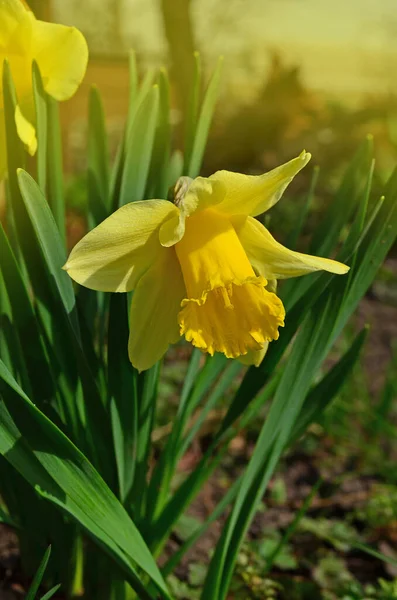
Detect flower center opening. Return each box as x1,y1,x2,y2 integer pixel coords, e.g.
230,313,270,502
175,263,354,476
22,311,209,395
175,209,285,359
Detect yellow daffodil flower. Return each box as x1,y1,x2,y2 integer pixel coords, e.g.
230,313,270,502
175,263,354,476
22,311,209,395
0,0,88,176
64,151,349,371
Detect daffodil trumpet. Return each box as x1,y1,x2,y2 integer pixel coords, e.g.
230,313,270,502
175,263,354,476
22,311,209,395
0,0,88,177
65,151,349,371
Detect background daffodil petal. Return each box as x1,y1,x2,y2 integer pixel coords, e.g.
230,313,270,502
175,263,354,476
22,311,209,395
64,200,179,293
208,151,311,217
232,215,349,280
0,0,26,49
238,343,269,367
128,250,185,372
31,18,88,101
14,104,37,155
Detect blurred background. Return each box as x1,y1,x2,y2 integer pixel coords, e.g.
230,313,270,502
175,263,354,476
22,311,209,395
29,0,397,182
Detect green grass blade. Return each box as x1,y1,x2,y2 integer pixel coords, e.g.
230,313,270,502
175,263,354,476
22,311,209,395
148,68,171,199
108,293,139,503
32,62,47,195
17,170,79,336
26,546,52,600
128,51,138,107
168,150,184,189
130,363,161,520
126,68,155,141
88,86,110,223
109,134,126,212
264,479,322,573
47,97,65,245
349,541,397,569
120,84,159,205
183,51,202,173
186,56,223,178
39,584,62,600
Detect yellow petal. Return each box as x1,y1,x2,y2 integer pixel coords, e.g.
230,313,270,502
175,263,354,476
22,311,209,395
31,17,88,101
128,249,185,371
64,200,179,292
238,343,269,367
232,215,349,279
14,104,37,155
208,151,311,217
0,0,26,49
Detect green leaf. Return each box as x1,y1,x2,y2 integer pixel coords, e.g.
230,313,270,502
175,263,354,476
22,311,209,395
183,52,202,173
168,150,184,189
17,170,76,325
0,361,171,600
147,68,171,199
108,293,138,503
88,86,110,224
39,584,62,600
186,56,223,178
46,97,65,245
26,546,52,600
126,68,156,140
120,84,159,205
130,362,161,521
128,51,138,108
32,62,47,195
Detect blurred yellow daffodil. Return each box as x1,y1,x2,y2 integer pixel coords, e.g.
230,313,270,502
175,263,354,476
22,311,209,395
0,0,88,176
65,152,349,371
